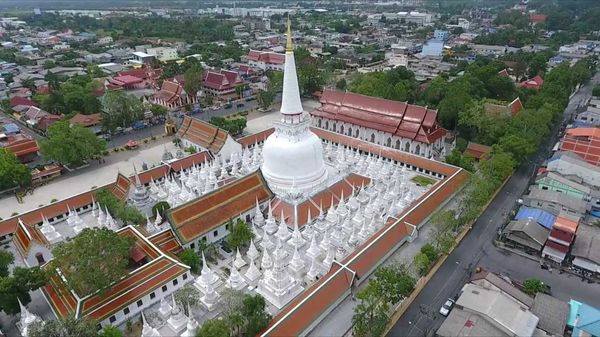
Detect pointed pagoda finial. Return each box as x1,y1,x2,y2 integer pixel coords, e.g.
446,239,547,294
286,16,293,52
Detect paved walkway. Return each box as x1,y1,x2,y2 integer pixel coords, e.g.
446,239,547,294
0,138,176,219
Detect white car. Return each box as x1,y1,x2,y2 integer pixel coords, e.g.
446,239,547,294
439,298,455,316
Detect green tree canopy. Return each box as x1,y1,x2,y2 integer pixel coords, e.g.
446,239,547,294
179,249,201,274
40,121,106,167
95,189,144,225
29,317,98,337
0,149,31,190
227,219,255,250
352,281,390,337
0,251,48,315
51,228,135,296
522,278,545,296
257,89,275,110
101,90,143,134
242,294,271,336
195,318,229,337
183,64,203,98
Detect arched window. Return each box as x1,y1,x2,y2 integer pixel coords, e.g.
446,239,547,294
325,120,329,129
340,125,344,134
333,122,337,131
348,127,353,136
415,144,421,155
317,119,322,127
35,252,45,265
370,133,376,143
355,129,359,137
395,139,401,149
404,141,411,152
386,138,392,147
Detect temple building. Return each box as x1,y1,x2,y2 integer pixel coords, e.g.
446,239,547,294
1,19,470,337
310,89,448,158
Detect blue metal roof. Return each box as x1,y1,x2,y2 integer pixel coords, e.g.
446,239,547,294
515,206,556,229
569,300,600,337
2,123,20,134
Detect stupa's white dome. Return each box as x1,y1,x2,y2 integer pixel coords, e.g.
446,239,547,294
261,124,327,191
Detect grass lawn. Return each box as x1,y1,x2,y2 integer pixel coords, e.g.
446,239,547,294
411,175,436,186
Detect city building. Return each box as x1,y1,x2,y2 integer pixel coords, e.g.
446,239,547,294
151,79,198,110
202,70,245,96
559,127,600,167
247,50,285,71
146,47,179,62
546,151,600,187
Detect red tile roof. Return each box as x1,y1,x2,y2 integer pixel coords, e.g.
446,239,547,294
510,97,523,115
559,127,600,166
167,170,273,243
9,96,37,108
168,151,212,172
69,113,102,127
530,14,547,23
464,142,492,160
311,90,447,144
110,75,144,86
176,116,228,154
548,228,574,245
237,128,275,148
202,70,244,91
153,80,182,103
148,229,183,255
519,75,544,90
1,134,39,158
247,50,285,65
109,173,131,201
544,240,569,253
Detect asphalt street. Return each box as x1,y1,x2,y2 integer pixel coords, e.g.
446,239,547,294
387,74,600,337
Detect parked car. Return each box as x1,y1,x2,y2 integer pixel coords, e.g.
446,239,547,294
236,103,245,108
224,103,233,109
439,298,455,316
132,121,146,130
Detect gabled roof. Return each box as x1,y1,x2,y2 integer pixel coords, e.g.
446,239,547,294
108,173,131,201
514,206,555,229
202,70,244,91
168,151,212,173
176,116,229,154
247,50,285,64
1,134,39,158
9,96,38,108
519,75,544,90
470,270,534,308
531,293,569,337
311,90,446,144
504,218,550,247
464,142,491,160
148,229,183,255
237,128,275,148
153,80,182,103
167,170,273,243
571,225,600,265
69,113,102,127
559,127,600,166
42,226,189,322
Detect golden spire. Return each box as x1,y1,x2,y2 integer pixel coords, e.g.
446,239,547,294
286,16,293,52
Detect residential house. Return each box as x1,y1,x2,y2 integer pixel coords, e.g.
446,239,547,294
559,127,600,167
9,96,37,113
568,300,600,337
514,206,556,230
202,70,245,96
576,106,600,126
522,188,590,218
534,171,591,201
464,142,492,161
21,106,63,133
483,97,523,117
503,218,550,253
310,90,447,158
530,293,569,337
546,151,600,187
436,283,539,337
146,47,178,62
570,225,600,274
543,215,579,264
69,113,102,134
470,271,534,308
0,133,39,163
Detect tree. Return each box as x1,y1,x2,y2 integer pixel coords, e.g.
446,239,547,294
29,317,98,337
152,201,171,218
298,63,326,95
257,89,275,110
227,219,254,250
149,104,168,117
267,71,284,92
420,243,439,263
43,60,56,69
183,64,203,98
179,249,201,274
95,189,144,225
528,53,548,78
235,84,250,99
370,265,415,305
413,252,431,276
221,288,244,335
522,278,545,296
352,282,390,337
593,86,600,97
99,326,123,337
196,318,229,337
86,64,105,78
0,251,13,277
0,149,31,191
174,287,200,316
40,121,106,167
51,228,135,296
336,78,347,90
242,294,271,336
0,252,48,315
101,90,143,134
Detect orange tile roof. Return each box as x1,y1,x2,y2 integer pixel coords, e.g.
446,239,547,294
238,128,275,148
177,116,229,154
168,151,212,172
109,173,131,201
464,142,492,160
1,134,39,158
560,127,600,166
167,170,273,243
553,215,578,234
148,229,183,255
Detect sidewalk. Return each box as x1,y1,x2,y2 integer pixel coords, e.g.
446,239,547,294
0,138,176,219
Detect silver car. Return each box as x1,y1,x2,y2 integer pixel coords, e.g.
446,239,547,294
439,298,455,316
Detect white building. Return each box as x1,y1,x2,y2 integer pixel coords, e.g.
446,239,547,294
146,47,179,62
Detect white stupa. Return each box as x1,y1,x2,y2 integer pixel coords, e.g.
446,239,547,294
193,252,221,293
141,311,160,337
17,298,41,337
167,296,187,334
261,18,328,193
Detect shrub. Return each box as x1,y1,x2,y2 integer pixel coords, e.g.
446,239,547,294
152,201,171,218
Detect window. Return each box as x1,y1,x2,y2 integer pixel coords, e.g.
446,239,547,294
96,324,102,331
183,273,188,280
109,316,116,323
162,285,168,292
137,300,143,307
150,292,156,300
123,307,130,315
190,243,195,250
173,279,179,286
213,230,218,237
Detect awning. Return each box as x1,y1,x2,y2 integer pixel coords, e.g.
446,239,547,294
542,245,566,263
572,257,599,273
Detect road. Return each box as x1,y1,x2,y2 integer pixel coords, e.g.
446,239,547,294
387,74,600,337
